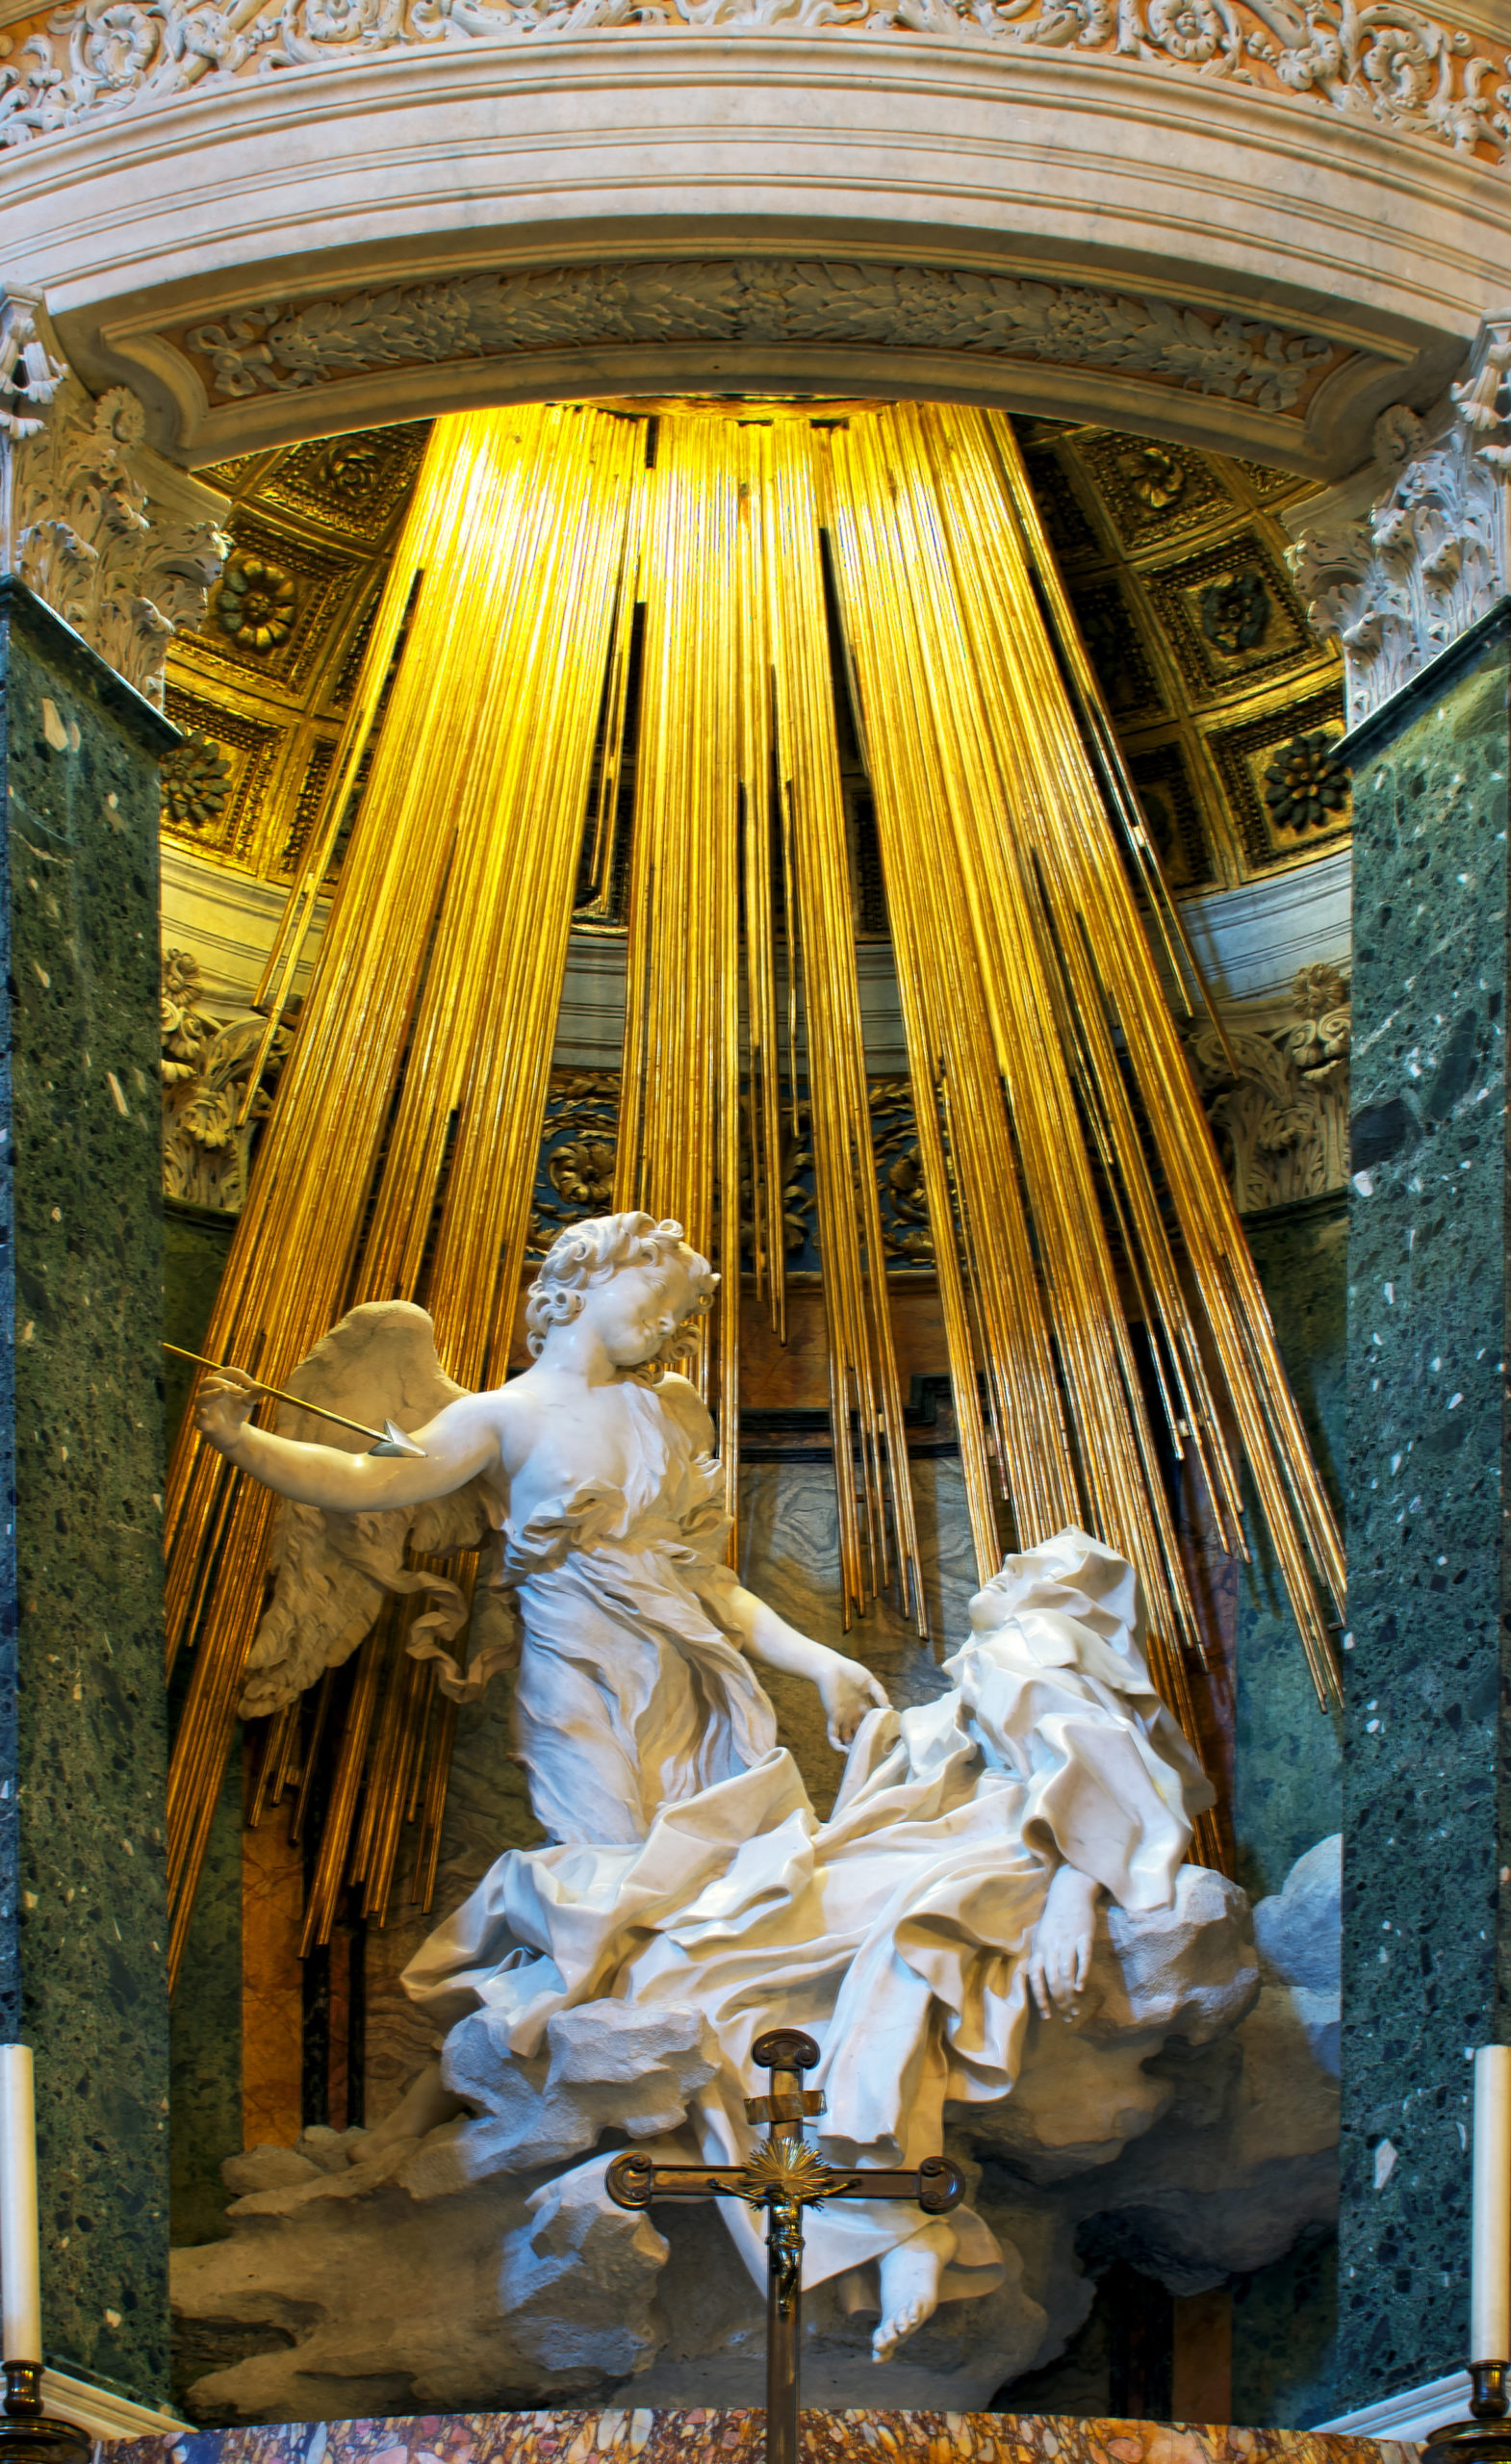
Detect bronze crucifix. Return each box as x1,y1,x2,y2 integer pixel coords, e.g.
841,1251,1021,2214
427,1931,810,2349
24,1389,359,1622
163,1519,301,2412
605,2026,964,2464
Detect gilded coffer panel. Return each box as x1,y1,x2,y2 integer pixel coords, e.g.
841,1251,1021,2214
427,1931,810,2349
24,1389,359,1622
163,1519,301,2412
160,427,432,881
1019,417,1347,885
160,413,1345,897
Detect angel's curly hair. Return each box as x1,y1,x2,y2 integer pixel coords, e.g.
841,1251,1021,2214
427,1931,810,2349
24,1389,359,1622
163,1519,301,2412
525,1212,717,1373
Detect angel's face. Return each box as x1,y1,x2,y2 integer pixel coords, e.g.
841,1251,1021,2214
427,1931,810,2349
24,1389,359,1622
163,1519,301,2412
583,1248,704,1367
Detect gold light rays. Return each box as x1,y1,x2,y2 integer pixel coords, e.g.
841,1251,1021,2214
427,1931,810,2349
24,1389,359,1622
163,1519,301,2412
613,412,922,1616
164,398,1344,1975
166,404,641,1976
824,402,1343,1770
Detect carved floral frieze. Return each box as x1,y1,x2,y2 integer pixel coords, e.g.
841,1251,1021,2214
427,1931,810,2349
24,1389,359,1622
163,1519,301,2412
0,0,1505,167
1185,962,1350,1214
1287,325,1511,731
1,291,230,706
175,264,1344,417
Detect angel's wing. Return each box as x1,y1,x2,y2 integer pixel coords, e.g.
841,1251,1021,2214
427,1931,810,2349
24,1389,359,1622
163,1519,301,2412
237,1300,496,1718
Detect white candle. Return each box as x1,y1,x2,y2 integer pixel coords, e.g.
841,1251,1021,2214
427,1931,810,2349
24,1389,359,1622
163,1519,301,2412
1473,2045,1511,2362
0,2046,41,2363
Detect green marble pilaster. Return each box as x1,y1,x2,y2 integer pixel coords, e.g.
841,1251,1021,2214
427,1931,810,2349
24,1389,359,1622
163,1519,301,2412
0,580,172,2401
1234,1194,1346,1908
1340,601,1511,2402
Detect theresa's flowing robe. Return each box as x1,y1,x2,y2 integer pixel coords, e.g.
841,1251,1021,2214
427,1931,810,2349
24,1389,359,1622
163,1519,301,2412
404,1512,1214,2304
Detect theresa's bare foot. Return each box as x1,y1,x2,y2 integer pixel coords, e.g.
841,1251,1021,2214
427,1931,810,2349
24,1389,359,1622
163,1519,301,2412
872,2220,957,2361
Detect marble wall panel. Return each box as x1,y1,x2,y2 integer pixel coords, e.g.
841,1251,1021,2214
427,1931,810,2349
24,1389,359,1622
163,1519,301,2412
1340,603,1511,2399
1234,1196,1345,1904
0,578,173,2400
241,1792,305,2149
107,2399,1417,2464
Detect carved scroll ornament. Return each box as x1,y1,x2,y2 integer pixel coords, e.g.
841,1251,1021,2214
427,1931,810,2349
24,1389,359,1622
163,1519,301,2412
0,0,1505,167
163,948,290,1213
1185,962,1350,1214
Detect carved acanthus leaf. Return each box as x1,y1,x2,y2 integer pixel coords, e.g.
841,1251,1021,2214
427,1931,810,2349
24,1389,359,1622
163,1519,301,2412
1288,326,1511,731
5,321,231,704
1,0,1503,165
176,264,1340,414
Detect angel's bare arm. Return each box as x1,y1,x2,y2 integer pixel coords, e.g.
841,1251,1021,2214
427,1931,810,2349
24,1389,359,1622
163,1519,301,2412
194,1370,503,1513
656,1373,888,1746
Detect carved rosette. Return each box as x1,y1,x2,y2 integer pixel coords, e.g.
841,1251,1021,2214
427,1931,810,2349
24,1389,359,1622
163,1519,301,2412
0,290,230,706
1288,322,1511,732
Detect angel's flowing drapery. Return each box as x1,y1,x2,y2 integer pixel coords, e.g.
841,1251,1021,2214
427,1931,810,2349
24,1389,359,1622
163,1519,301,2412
498,1385,777,1844
403,1527,1214,2303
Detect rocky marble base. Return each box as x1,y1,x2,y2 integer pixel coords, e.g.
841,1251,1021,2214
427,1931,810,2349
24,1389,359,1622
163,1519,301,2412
108,2400,1412,2464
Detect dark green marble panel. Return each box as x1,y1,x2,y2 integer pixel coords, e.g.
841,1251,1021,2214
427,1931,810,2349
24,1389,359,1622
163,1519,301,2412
1235,1195,1345,1906
0,581,173,2401
169,1741,241,2251
164,1202,242,2252
1341,605,1511,2400
163,1207,235,1453
1231,2228,1340,2430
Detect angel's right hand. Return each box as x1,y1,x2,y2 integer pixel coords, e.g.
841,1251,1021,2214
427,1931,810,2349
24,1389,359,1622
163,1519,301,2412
193,1367,262,1453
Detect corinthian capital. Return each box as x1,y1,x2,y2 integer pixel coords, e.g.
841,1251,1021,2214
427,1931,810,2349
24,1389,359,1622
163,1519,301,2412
0,284,230,705
1286,315,1511,734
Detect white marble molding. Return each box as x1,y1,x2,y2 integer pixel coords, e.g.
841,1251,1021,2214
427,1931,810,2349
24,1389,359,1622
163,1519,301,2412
6,29,1501,481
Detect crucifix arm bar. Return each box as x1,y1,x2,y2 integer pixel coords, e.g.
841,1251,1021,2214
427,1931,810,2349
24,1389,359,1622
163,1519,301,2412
605,2150,965,2215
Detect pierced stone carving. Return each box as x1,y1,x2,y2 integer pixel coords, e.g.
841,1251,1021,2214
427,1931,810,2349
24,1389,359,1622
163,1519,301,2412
0,0,1505,172
163,949,292,1214
1185,963,1350,1216
1,296,230,705
1288,321,1511,732
175,266,1342,416
0,288,64,453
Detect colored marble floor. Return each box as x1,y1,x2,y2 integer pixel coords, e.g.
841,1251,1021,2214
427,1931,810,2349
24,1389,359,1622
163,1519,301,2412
114,2408,1410,2464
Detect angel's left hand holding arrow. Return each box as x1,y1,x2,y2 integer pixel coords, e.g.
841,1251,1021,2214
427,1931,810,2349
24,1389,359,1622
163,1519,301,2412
193,1365,264,1451
193,1373,501,1516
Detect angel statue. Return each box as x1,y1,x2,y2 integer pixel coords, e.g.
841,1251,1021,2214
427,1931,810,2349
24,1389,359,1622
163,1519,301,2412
195,1211,888,1841
194,1210,1216,2370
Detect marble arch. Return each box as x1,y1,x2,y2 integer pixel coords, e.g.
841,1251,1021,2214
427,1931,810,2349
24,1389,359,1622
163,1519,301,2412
6,4,1509,480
